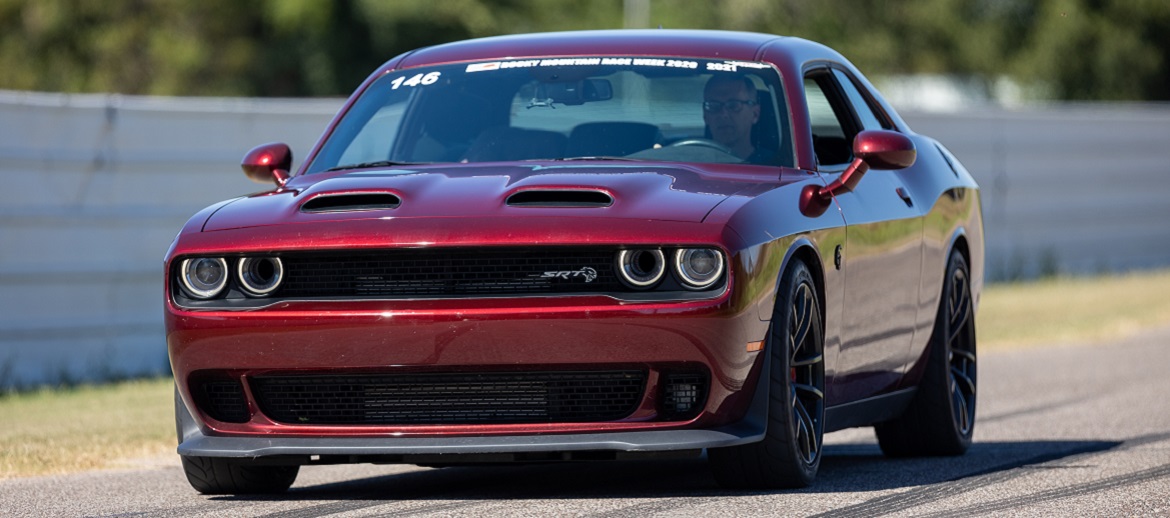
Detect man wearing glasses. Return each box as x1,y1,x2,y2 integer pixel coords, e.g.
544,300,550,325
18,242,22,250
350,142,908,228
703,74,777,165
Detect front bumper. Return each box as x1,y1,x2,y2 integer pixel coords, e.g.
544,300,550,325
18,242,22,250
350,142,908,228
168,286,771,438
175,349,772,459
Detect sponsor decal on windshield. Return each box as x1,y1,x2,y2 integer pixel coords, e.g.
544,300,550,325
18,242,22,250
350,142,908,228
464,57,769,73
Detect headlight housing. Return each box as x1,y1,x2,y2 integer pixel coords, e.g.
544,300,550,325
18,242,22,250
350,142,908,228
179,257,229,299
616,249,666,289
673,248,725,289
237,257,284,296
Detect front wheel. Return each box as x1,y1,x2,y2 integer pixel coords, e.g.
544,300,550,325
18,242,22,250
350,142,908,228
875,250,976,456
709,260,825,489
181,455,299,495
175,389,299,494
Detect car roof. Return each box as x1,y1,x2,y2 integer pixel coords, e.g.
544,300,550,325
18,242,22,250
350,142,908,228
395,29,797,69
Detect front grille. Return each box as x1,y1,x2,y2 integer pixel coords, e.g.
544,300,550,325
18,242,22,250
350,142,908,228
276,248,623,298
195,379,250,423
251,370,647,425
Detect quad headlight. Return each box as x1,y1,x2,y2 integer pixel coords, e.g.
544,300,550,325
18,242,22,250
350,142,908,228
238,257,284,296
673,248,725,289
177,256,285,300
179,257,229,299
616,247,726,291
617,249,666,289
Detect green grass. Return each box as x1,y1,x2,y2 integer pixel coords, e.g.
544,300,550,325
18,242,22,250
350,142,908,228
3,269,1170,480
0,378,174,480
978,269,1170,349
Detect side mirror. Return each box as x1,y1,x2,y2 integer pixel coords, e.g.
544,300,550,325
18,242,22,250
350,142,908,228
800,130,916,217
241,143,292,186
853,130,916,170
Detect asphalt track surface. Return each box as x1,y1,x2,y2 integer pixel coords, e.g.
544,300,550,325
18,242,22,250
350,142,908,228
4,326,1170,517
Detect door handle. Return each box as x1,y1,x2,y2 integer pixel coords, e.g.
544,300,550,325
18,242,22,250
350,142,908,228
896,187,913,207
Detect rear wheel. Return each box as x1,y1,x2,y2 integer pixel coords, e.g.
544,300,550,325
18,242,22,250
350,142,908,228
709,260,825,489
181,456,299,495
875,250,976,456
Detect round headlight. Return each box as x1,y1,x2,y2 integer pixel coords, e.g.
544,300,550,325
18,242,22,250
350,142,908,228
238,257,283,296
674,248,724,289
617,249,666,289
179,257,229,299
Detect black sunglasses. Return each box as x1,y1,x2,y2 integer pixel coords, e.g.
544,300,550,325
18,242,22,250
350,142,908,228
702,99,757,113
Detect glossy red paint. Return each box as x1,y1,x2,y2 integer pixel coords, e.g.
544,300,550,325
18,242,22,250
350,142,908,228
167,30,984,485
241,142,292,186
167,162,784,433
799,183,832,218
168,292,762,437
209,163,790,232
854,129,916,169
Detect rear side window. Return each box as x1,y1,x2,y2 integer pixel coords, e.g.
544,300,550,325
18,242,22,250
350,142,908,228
832,69,887,131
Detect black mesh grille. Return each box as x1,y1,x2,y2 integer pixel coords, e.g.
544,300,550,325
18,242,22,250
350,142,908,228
196,380,250,423
276,248,622,298
658,371,709,420
250,371,646,425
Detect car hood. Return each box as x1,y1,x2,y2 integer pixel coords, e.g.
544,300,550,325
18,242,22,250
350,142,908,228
202,163,774,232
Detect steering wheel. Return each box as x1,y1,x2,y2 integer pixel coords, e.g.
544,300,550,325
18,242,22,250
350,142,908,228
668,138,736,156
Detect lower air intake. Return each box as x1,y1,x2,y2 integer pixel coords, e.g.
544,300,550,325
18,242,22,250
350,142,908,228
251,371,646,425
195,379,250,423
659,371,709,420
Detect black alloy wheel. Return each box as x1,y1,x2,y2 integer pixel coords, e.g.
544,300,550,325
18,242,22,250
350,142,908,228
709,259,825,489
789,279,826,467
875,250,976,456
947,260,977,437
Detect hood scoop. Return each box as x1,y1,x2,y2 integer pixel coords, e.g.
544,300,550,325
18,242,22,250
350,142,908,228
301,192,401,213
506,189,613,208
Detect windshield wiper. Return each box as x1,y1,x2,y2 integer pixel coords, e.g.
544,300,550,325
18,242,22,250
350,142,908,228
325,160,422,172
551,156,644,162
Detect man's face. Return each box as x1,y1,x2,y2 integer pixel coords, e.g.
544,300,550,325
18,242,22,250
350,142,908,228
703,80,760,149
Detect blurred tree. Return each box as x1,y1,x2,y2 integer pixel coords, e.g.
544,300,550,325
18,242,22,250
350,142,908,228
0,0,260,95
254,0,379,96
0,0,1166,100
1009,0,1170,100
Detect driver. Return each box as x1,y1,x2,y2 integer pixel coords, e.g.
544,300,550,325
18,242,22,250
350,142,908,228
703,74,776,165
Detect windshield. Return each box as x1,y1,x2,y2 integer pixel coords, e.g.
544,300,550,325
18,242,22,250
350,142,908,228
305,57,793,174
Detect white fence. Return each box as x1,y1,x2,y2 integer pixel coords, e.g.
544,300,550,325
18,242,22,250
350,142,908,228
908,104,1170,279
0,91,340,388
2,90,1169,388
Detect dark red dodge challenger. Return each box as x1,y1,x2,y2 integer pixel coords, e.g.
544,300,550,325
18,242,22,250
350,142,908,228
167,30,983,493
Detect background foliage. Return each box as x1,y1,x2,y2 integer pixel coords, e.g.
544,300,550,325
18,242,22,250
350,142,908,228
1,0,1167,100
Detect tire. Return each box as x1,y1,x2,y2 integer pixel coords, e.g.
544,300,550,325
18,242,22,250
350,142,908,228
175,389,299,494
181,455,299,495
709,260,826,489
875,250,976,456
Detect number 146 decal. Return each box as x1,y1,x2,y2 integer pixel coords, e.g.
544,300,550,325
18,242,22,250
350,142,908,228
390,72,441,89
